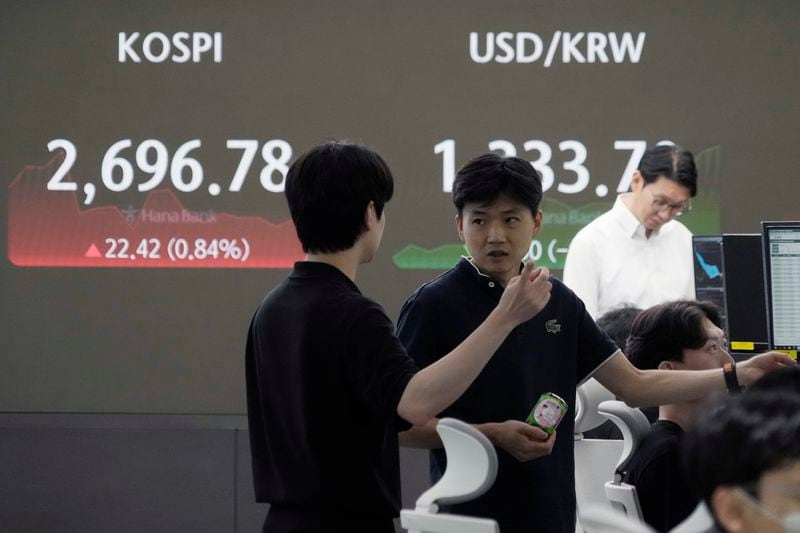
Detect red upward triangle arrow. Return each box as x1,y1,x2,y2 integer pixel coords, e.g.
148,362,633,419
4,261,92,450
84,243,102,258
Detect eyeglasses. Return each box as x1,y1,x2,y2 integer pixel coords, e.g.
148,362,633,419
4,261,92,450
644,187,692,216
740,482,800,499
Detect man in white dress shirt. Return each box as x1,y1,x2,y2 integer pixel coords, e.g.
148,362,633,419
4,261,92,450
563,144,697,318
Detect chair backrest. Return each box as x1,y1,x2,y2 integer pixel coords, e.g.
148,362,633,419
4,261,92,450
400,418,500,533
575,378,617,435
597,400,651,478
597,400,651,523
574,438,623,523
604,481,644,519
574,379,624,530
414,418,498,511
579,503,655,533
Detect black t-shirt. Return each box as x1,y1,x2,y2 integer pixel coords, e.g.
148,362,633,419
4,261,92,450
245,261,418,525
584,405,658,440
622,420,697,532
397,258,618,533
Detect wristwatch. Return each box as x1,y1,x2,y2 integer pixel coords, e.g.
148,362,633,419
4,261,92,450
723,362,742,394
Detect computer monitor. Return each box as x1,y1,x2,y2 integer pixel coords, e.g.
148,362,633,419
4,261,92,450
762,222,800,359
693,235,726,316
693,234,769,358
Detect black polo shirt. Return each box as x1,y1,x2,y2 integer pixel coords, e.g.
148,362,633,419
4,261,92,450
623,420,697,532
246,261,418,530
397,257,618,533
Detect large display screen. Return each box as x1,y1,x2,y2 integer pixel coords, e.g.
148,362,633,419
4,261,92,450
2,1,798,413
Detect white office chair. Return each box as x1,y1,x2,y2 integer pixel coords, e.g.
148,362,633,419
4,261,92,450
574,378,624,532
400,418,500,533
597,400,651,521
575,378,618,435
579,503,655,533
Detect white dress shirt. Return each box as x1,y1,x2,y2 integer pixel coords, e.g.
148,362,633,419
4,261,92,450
563,194,695,319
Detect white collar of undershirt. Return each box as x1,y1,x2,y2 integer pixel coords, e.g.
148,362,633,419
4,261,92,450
463,256,493,280
462,256,526,289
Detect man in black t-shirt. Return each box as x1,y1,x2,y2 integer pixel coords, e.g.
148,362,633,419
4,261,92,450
623,300,735,531
245,142,553,533
397,154,795,533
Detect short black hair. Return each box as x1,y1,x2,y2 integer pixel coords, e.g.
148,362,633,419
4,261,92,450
285,141,394,254
626,300,722,370
452,153,543,215
683,389,800,511
750,365,800,394
638,144,698,197
596,305,642,351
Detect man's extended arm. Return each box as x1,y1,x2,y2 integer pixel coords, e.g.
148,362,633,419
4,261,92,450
594,350,796,407
397,262,552,425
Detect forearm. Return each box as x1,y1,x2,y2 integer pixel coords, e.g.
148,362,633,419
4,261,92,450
399,419,442,448
594,354,726,407
397,308,514,425
614,367,726,407
473,422,505,446
399,420,503,449
597,350,796,407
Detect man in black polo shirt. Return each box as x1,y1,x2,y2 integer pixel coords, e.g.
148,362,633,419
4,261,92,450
397,153,795,533
245,142,553,533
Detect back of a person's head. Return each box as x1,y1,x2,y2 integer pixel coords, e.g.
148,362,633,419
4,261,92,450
638,144,698,197
683,389,800,529
596,305,642,351
750,365,800,394
285,141,394,253
452,153,542,215
626,300,722,370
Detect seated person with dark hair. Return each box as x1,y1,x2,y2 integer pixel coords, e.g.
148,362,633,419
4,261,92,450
600,304,659,426
596,304,642,349
584,305,644,440
623,300,734,531
683,383,800,533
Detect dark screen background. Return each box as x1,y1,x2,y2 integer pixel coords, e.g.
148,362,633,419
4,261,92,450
1,0,798,413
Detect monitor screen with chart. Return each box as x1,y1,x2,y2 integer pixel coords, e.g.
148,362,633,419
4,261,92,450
762,222,800,357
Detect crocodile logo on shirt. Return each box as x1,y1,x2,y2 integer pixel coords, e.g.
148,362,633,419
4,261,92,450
545,319,561,334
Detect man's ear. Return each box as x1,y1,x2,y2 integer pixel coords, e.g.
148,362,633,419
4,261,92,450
455,213,465,242
531,209,543,238
712,486,748,533
658,360,675,371
364,201,376,230
631,170,645,192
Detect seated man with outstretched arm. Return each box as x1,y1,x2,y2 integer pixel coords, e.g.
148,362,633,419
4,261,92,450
623,300,733,531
